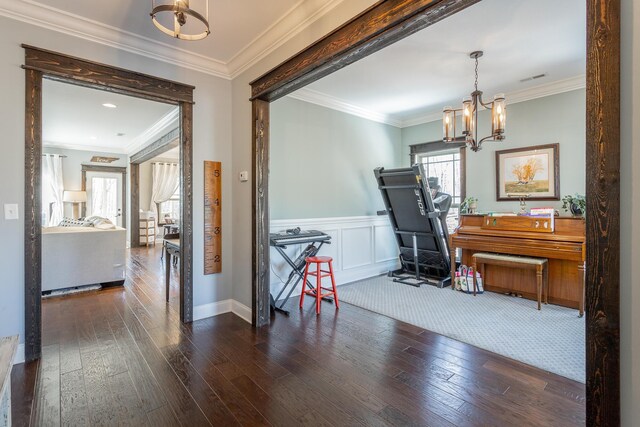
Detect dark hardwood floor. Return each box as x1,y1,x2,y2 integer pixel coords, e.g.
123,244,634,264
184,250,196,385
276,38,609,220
12,245,585,426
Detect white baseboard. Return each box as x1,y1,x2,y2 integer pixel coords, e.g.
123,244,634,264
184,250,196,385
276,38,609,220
231,300,252,324
193,299,252,324
13,343,25,365
193,299,232,321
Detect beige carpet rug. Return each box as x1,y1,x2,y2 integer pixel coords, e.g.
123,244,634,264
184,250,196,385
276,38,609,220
338,275,585,383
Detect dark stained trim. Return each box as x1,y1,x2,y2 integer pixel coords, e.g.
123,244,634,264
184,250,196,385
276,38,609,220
180,102,194,323
252,99,270,327
249,0,621,423
22,45,193,104
409,140,466,157
585,0,620,424
24,46,195,361
24,69,42,361
129,127,180,164
250,0,481,102
130,163,140,248
80,165,127,222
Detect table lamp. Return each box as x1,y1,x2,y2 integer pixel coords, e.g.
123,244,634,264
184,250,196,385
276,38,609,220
63,190,87,219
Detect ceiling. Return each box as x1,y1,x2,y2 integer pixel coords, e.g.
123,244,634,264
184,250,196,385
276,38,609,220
290,0,586,127
42,79,177,153
0,0,363,77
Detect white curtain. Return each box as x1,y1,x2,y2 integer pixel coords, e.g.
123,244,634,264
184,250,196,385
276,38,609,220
91,177,118,224
150,162,179,226
42,154,64,226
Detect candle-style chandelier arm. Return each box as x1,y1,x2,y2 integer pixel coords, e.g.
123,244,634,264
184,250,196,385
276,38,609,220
442,50,506,151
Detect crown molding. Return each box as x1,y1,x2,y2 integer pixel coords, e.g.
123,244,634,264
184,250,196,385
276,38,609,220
43,141,128,154
0,0,230,78
288,74,586,129
507,74,586,105
227,0,347,79
126,108,180,154
0,0,352,81
288,88,403,127
400,74,587,128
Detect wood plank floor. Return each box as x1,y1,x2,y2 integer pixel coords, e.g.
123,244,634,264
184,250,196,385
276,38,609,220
12,245,586,426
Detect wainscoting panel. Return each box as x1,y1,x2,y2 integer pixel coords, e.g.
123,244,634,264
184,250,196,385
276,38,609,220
341,226,373,270
270,216,399,300
374,224,398,263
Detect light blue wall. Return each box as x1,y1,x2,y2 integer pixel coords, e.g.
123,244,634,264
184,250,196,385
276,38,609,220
270,97,402,219
401,89,586,213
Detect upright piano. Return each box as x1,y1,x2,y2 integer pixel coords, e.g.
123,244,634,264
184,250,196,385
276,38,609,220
450,214,586,315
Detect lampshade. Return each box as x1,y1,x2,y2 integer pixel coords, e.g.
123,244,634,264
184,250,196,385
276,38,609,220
63,190,87,203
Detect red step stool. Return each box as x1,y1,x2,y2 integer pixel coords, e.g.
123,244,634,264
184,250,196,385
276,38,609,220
299,256,339,314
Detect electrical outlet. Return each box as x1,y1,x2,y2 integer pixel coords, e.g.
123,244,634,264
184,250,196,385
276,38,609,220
239,171,249,182
4,204,19,220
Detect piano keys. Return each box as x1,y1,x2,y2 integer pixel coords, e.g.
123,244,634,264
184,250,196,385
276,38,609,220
450,214,585,315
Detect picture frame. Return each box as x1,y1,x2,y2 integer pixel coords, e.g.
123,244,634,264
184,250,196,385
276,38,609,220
495,143,560,201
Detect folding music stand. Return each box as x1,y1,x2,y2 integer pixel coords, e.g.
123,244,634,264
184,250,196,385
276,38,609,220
374,164,451,288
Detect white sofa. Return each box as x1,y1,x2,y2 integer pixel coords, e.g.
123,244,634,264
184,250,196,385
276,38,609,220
42,226,126,292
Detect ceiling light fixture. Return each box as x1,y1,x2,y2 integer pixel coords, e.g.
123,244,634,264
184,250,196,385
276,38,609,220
151,0,210,41
443,51,506,152
102,103,117,108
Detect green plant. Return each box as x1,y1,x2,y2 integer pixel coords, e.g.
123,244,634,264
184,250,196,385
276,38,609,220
460,197,478,214
561,194,586,215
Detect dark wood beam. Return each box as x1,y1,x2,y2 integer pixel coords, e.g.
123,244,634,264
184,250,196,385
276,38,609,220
585,0,621,425
24,69,42,362
23,45,193,104
130,163,140,248
129,127,180,164
180,102,194,323
250,0,480,102
252,99,270,327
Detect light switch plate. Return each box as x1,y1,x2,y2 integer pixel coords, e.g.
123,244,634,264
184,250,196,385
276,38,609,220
4,203,19,220
239,171,249,182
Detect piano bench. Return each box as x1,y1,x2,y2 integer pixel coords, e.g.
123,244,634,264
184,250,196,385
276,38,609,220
471,253,548,310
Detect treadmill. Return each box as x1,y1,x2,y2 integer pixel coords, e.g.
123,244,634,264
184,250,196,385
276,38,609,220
374,164,451,288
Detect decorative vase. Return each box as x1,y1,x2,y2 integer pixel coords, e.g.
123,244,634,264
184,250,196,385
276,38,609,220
469,202,477,214
569,203,583,217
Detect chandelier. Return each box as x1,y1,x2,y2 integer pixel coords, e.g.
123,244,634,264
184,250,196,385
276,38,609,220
151,0,210,41
442,51,506,152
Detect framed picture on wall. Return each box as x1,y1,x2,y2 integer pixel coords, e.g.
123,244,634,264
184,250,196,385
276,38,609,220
495,143,560,201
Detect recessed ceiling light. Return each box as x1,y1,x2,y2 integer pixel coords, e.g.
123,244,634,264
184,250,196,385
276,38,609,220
116,133,126,137
90,136,97,140
102,103,117,108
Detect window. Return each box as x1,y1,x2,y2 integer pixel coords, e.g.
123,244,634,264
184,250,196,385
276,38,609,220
418,149,461,233
160,187,180,222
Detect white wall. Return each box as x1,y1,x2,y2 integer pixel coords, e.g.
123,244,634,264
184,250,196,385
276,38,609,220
620,0,639,424
0,15,234,348
401,89,586,213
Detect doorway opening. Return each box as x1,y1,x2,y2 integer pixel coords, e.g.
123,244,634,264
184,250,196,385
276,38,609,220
24,45,195,362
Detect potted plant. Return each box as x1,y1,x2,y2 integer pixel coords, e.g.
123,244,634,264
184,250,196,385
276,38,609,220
460,197,478,214
561,194,586,217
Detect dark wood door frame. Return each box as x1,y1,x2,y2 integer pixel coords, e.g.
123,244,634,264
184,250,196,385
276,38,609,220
249,0,620,425
130,127,180,248
80,165,127,223
23,45,195,362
